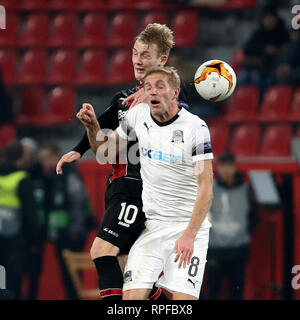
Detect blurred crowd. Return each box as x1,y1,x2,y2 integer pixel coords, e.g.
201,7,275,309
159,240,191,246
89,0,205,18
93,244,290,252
0,139,95,300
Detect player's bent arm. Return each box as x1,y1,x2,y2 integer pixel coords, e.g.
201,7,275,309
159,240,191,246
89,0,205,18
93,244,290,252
174,159,213,268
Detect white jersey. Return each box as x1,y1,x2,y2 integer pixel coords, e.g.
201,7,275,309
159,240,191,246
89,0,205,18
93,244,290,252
116,103,213,226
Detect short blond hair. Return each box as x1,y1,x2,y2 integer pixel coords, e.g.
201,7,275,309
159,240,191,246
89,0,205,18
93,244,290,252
135,23,175,57
143,66,181,89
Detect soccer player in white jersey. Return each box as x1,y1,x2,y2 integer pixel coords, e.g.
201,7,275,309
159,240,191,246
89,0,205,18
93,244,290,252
77,66,214,300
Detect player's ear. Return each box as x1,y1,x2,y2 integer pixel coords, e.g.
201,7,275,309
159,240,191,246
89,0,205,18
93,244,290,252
159,55,168,67
174,87,180,100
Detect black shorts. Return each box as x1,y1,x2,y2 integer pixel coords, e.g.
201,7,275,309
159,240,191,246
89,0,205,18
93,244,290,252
97,177,146,255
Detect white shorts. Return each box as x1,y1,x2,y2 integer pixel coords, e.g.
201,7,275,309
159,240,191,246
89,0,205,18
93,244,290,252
123,219,210,298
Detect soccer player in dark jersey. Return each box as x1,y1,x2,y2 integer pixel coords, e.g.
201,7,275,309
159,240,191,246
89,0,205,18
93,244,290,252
56,24,189,300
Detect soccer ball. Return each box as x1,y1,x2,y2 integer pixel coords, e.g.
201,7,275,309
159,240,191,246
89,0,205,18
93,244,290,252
194,60,237,102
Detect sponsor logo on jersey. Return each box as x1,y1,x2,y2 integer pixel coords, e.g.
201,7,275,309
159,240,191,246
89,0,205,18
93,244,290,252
118,109,128,121
141,147,181,164
124,270,133,283
171,130,184,143
103,227,119,238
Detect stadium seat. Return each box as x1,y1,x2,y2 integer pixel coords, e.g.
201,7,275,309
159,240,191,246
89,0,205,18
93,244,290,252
16,87,45,126
0,0,18,10
47,0,77,10
76,0,106,11
135,0,164,10
259,124,292,157
107,0,136,10
76,49,106,86
17,50,46,84
139,11,168,33
258,85,292,122
209,124,229,157
77,13,107,48
48,13,77,47
40,87,75,126
0,124,16,149
106,49,135,85
106,13,137,48
287,88,300,122
172,11,198,47
0,49,17,84
19,0,47,10
19,13,49,47
230,124,260,157
225,85,259,123
46,49,76,84
0,13,18,47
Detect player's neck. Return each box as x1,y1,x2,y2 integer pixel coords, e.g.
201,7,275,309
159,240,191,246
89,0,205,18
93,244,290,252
151,101,180,123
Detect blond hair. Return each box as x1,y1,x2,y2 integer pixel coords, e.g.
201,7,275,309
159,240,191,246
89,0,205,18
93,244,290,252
135,23,175,57
143,66,180,89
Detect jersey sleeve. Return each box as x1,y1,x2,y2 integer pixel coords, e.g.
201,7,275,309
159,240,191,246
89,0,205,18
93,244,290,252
191,118,214,162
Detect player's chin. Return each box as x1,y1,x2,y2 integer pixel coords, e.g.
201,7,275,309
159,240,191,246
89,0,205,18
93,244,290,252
134,70,145,81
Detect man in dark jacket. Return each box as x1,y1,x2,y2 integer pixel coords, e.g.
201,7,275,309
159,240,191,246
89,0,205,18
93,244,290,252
0,141,39,299
206,153,259,300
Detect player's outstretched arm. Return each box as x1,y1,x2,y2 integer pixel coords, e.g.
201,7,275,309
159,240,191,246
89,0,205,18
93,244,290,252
77,103,127,161
174,159,213,269
56,151,81,175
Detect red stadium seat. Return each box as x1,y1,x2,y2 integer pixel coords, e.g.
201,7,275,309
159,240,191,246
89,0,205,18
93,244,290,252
17,50,46,84
0,124,16,149
259,124,291,157
107,0,136,10
47,0,77,10
106,13,137,48
76,0,106,11
106,49,135,85
77,13,107,48
258,85,292,122
19,13,49,47
287,88,300,122
209,124,229,157
230,124,260,157
40,87,75,126
139,11,168,33
0,49,17,84
19,0,47,10
225,85,259,123
46,49,76,84
0,13,18,47
76,49,106,86
48,13,77,47
0,0,18,10
172,11,198,47
135,0,164,10
16,87,45,126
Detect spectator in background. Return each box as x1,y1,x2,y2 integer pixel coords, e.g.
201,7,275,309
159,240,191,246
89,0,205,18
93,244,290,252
0,141,39,300
206,153,258,300
38,143,95,300
268,29,300,87
238,5,288,93
0,72,14,124
19,138,46,300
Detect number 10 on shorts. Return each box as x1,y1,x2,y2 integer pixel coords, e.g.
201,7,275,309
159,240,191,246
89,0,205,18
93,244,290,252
118,202,138,226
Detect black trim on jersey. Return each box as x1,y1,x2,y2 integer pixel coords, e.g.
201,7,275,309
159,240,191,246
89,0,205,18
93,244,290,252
150,112,180,127
192,145,213,157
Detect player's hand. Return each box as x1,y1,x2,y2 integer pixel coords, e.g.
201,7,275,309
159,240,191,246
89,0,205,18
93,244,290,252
56,151,80,175
121,87,146,109
174,232,194,269
77,103,98,129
